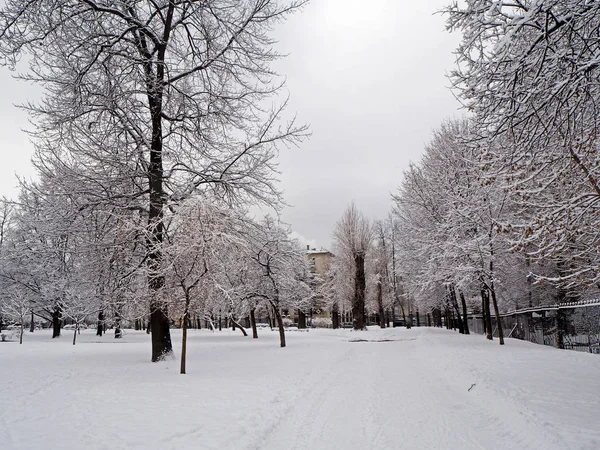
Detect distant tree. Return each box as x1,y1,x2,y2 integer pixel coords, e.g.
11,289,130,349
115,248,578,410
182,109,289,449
245,217,312,347
369,220,394,329
333,203,372,330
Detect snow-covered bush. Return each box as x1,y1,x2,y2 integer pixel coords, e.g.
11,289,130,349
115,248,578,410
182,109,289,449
311,317,332,328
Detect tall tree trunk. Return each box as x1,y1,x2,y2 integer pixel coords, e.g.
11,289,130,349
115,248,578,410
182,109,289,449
271,302,286,348
179,289,192,375
489,283,504,345
52,304,61,338
489,243,504,344
482,287,493,340
114,308,122,339
142,7,176,363
459,290,470,335
29,310,34,333
377,280,385,328
72,324,78,345
331,303,340,329
450,286,464,334
481,289,487,336
180,292,190,374
267,308,274,330
97,310,104,337
20,322,24,344
353,253,367,330
250,308,258,339
416,310,420,327
297,310,307,329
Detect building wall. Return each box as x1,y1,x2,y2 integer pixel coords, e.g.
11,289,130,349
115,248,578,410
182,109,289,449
307,251,333,280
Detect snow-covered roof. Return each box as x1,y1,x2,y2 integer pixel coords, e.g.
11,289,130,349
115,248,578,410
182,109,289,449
306,248,332,256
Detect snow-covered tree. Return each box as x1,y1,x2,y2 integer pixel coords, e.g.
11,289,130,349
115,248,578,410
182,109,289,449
0,0,308,361
446,1,600,293
332,203,372,330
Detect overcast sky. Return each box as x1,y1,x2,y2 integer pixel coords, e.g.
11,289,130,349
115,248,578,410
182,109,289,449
0,0,462,250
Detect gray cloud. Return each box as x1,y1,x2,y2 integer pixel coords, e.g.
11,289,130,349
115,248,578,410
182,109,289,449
273,0,463,248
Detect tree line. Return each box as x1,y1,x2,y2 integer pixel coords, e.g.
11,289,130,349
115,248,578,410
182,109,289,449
0,0,310,366
324,1,600,344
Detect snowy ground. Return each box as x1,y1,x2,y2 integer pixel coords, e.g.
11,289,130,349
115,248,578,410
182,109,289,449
1,326,599,450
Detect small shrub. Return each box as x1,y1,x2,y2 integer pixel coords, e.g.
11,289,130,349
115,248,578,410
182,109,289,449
311,317,332,328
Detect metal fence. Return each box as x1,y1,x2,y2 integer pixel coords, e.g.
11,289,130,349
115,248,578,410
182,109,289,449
468,301,600,354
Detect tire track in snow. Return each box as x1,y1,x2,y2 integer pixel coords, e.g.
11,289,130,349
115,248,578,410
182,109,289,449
259,334,426,449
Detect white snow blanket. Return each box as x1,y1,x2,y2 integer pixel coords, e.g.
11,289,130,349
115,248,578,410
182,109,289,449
1,327,598,449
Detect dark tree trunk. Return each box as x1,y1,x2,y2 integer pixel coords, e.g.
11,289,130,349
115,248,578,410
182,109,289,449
114,309,123,339
377,281,385,328
450,286,464,334
52,304,62,338
416,310,420,327
401,304,408,328
489,283,504,345
481,290,487,336
353,253,367,330
482,288,493,340
331,303,340,329
271,302,286,348
29,310,35,333
231,316,248,336
180,294,190,374
145,16,176,362
427,313,431,327
250,308,258,339
297,310,307,329
97,311,104,336
460,290,470,335
488,245,504,345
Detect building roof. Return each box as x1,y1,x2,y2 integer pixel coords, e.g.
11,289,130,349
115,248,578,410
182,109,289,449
306,248,333,256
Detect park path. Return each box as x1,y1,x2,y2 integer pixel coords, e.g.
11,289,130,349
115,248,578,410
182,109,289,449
257,327,573,450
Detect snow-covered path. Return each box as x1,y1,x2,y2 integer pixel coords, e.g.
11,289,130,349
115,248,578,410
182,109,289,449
1,327,598,449
258,328,584,450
